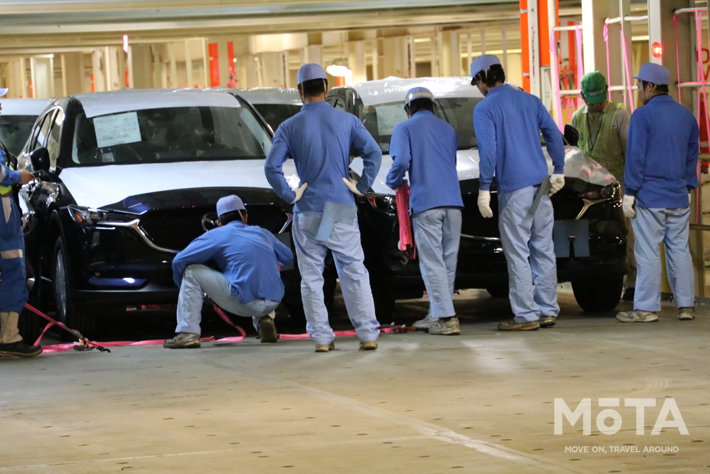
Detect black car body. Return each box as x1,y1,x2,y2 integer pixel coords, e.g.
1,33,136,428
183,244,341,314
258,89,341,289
17,89,306,338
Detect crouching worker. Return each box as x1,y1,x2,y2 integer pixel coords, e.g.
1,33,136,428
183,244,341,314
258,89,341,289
164,195,294,349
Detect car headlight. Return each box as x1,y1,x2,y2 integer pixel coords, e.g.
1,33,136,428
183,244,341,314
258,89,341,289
68,205,138,226
366,194,397,212
581,182,621,202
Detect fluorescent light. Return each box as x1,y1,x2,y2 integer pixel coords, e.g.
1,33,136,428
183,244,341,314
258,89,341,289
326,64,352,77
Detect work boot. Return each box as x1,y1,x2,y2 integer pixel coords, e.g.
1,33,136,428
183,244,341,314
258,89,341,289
539,316,556,328
412,313,435,330
678,307,696,321
0,340,42,357
0,312,23,345
428,317,460,335
163,332,201,349
615,310,658,323
359,341,378,351
622,288,635,302
497,319,540,331
315,342,335,353
258,315,278,343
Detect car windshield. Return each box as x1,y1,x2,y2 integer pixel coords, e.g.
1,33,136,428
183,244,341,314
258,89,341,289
358,97,483,154
253,103,302,131
70,106,272,166
0,115,38,156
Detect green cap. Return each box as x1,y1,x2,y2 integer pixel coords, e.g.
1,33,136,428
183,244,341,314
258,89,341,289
581,71,608,104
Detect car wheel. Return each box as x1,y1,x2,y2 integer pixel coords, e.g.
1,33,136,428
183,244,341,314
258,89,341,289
572,276,623,313
486,283,509,299
53,237,97,340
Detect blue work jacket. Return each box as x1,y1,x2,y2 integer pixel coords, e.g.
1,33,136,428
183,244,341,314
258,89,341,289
624,95,699,208
0,149,23,249
387,110,464,214
172,221,293,304
473,84,566,193
264,101,382,212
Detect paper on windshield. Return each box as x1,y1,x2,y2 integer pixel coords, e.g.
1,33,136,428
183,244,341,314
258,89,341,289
375,104,407,136
94,112,142,148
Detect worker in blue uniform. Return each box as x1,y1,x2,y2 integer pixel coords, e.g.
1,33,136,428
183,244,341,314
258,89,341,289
0,89,42,357
164,195,293,349
264,63,382,352
386,87,464,336
471,55,566,331
617,63,698,323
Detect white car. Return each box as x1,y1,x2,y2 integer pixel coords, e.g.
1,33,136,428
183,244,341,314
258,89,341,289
327,77,629,317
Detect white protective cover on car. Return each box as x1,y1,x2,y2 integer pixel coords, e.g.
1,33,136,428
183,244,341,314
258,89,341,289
234,88,302,105
59,160,300,209
0,98,54,116
344,77,616,194
75,89,241,118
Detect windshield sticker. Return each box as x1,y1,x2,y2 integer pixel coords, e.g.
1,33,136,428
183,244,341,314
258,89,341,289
375,104,407,137
94,112,142,148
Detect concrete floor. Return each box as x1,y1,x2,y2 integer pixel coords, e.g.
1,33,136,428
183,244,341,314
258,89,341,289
1,288,708,473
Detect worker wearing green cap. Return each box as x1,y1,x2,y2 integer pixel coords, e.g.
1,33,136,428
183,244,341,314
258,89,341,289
571,71,635,301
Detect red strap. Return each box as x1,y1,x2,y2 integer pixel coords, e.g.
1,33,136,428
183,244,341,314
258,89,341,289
212,304,247,338
396,184,416,259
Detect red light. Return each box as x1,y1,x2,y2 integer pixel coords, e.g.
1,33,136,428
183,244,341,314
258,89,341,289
652,42,662,58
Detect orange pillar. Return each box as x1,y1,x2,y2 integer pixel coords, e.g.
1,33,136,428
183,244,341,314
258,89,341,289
520,0,531,93
208,43,220,88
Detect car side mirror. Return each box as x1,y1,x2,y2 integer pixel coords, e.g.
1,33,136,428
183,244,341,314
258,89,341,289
564,124,579,147
30,148,50,173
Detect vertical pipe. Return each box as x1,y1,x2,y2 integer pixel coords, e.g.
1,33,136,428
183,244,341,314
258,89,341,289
467,32,472,68
502,27,508,71
185,40,194,88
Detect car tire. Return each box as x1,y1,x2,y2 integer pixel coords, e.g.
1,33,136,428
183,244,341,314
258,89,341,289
53,237,98,340
572,276,623,313
486,283,509,299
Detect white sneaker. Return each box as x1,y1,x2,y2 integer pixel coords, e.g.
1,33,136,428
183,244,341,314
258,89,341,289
428,317,460,335
616,310,658,323
678,307,696,320
412,314,436,330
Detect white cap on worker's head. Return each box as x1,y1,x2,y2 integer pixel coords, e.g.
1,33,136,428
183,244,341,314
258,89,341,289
404,87,435,106
297,63,328,86
0,88,8,97
470,55,502,81
633,62,670,86
216,195,246,218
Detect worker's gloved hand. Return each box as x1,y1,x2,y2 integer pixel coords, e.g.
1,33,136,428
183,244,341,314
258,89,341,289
19,170,34,185
291,182,308,204
623,195,636,219
549,173,565,196
477,190,493,218
342,177,364,196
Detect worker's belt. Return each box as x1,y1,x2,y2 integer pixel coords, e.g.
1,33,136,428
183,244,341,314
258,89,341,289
0,191,11,198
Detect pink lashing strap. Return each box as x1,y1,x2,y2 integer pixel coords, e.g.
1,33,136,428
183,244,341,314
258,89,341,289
396,183,416,259
619,22,635,112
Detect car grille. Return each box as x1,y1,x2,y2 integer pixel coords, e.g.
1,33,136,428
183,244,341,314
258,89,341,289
551,190,585,220
139,205,288,252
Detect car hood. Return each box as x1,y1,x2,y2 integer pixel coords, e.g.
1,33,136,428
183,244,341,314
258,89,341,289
59,160,300,208
349,146,617,195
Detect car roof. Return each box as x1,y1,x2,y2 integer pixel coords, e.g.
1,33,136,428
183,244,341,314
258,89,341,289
233,88,302,105
340,77,484,106
73,88,242,118
0,98,55,116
